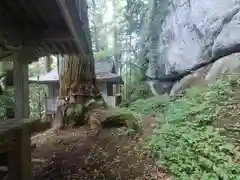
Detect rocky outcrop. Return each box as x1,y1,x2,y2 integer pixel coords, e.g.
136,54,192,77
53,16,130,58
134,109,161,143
144,0,240,95
212,10,240,60
205,53,240,83
169,53,240,96
169,67,210,96
146,0,240,76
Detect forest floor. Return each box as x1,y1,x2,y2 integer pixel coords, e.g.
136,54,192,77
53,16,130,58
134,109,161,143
31,115,168,180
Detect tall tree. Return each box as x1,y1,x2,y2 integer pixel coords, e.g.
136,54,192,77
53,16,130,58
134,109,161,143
53,0,101,130
88,0,108,52
91,0,100,51
139,0,171,78
44,55,53,73
112,0,120,74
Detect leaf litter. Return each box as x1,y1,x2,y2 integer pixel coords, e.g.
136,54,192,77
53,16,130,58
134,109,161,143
32,116,168,180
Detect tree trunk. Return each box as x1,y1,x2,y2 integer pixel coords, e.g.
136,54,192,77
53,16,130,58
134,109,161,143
53,55,102,130
91,0,100,52
44,56,52,73
112,0,121,75
52,0,106,130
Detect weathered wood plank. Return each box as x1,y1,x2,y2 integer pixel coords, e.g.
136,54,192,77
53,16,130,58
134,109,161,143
0,119,35,135
0,118,39,180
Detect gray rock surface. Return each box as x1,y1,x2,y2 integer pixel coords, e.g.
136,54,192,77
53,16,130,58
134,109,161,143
212,10,240,59
169,53,240,96
147,80,174,95
169,67,209,96
205,53,240,83
150,0,240,75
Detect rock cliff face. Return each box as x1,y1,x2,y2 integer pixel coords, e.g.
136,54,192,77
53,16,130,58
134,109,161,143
152,0,240,73
148,0,240,94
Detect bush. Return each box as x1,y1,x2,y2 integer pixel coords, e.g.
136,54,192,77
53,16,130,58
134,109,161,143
0,90,14,119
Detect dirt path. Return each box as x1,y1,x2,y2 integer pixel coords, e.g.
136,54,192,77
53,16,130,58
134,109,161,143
32,116,168,180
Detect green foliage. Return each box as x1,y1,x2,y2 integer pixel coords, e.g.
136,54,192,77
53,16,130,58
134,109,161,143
122,64,150,101
29,84,47,119
0,90,14,119
112,107,143,135
127,82,153,100
66,99,98,126
146,75,240,179
93,49,114,61
151,124,240,179
0,84,46,120
127,96,170,117
124,0,147,35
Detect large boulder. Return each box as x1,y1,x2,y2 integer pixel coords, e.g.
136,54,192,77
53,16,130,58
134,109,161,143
170,53,240,96
147,0,240,76
205,53,240,83
170,67,210,96
212,9,240,60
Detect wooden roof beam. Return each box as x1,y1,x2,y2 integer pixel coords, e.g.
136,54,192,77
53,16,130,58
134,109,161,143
56,0,85,55
67,40,75,54
19,0,41,24
41,41,54,54
47,40,61,54
59,41,68,54
4,0,29,27
32,1,53,27
41,30,73,41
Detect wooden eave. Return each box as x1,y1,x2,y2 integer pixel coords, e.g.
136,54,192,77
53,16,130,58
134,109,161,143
0,0,90,62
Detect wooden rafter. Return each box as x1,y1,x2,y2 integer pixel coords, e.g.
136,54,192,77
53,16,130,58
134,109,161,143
32,1,53,27
59,41,68,54
56,0,85,55
68,40,75,54
0,0,89,57
19,0,40,23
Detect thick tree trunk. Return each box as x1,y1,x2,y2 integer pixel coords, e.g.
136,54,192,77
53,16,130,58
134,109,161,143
53,55,102,130
44,56,52,73
52,0,106,130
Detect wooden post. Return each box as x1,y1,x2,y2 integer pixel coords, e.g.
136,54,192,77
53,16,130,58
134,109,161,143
112,84,116,108
23,62,30,118
11,57,31,180
13,59,29,120
8,127,32,180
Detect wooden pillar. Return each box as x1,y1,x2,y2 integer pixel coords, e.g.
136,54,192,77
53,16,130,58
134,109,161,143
8,127,32,180
13,59,29,120
11,56,31,180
